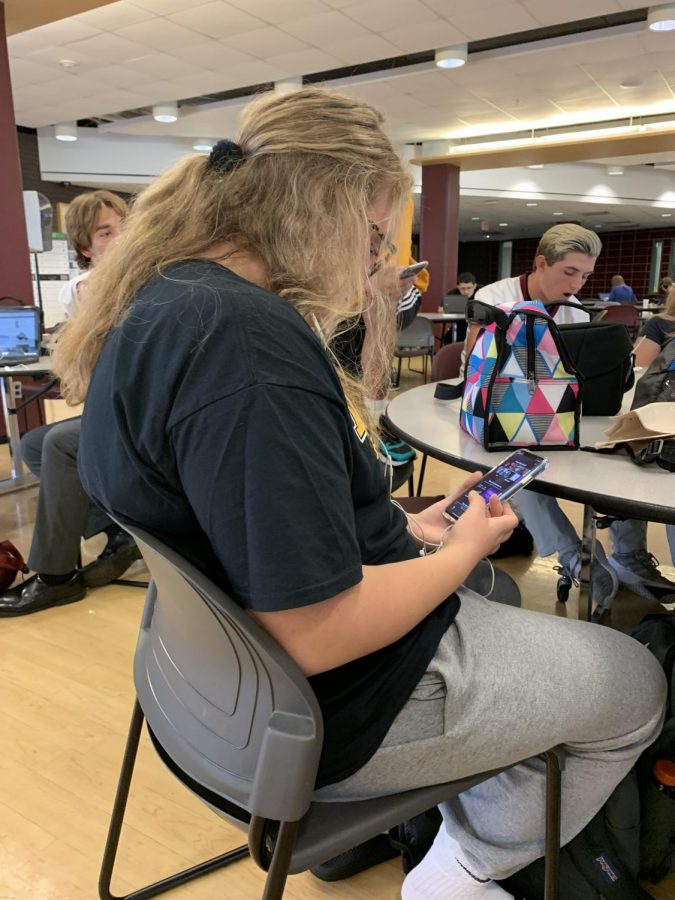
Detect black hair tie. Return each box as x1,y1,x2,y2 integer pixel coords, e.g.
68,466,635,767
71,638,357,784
209,139,245,173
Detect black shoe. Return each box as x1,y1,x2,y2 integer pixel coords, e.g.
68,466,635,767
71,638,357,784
80,530,142,588
0,573,86,617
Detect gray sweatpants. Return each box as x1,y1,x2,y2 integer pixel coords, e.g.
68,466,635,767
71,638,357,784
315,588,666,880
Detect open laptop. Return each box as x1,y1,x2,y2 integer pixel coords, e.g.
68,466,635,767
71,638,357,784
0,306,41,366
442,293,469,315
598,292,611,302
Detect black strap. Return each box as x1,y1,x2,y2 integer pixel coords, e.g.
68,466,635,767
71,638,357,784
434,381,464,400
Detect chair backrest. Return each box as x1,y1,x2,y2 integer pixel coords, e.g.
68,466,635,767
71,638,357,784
442,294,468,315
122,523,324,824
596,304,639,329
395,316,434,350
431,341,463,381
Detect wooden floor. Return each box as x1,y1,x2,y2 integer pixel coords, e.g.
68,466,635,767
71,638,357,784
0,387,673,900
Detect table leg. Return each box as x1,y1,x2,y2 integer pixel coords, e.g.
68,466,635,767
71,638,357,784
0,375,38,495
578,504,609,623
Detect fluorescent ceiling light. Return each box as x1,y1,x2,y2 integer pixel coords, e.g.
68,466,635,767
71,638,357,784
445,120,675,156
193,140,214,152
153,102,178,123
275,77,302,94
647,4,675,30
662,213,673,217
499,223,508,227
54,122,77,142
607,165,624,175
435,44,467,69
471,216,480,220
527,164,544,169
526,202,537,207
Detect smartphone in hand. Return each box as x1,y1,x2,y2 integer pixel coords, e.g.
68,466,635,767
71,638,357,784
443,449,548,521
399,261,429,280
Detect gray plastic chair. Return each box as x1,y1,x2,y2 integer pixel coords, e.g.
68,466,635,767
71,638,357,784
394,316,435,383
99,523,562,900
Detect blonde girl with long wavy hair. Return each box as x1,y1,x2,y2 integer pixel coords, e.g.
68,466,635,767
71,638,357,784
54,88,408,424
53,86,666,900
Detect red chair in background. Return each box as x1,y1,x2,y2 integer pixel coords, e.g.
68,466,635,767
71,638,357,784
595,304,640,340
414,342,464,495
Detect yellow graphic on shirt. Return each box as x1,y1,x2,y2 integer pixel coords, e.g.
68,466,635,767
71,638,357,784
348,404,378,457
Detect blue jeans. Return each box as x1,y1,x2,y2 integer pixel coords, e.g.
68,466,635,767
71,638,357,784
510,490,647,561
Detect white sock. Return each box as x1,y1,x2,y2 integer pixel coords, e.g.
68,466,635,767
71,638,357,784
401,826,513,899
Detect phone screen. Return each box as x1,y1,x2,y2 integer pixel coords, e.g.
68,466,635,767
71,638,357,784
444,450,547,520
399,261,429,280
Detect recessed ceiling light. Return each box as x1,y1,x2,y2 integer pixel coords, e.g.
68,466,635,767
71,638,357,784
59,59,78,69
471,216,480,221
553,211,564,216
435,44,468,69
662,213,673,217
526,202,538,207
648,4,675,31
527,164,544,169
607,165,624,176
499,223,508,227
620,76,644,88
54,122,77,141
153,102,178,123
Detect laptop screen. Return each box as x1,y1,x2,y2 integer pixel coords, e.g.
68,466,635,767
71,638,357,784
598,292,611,302
0,307,41,365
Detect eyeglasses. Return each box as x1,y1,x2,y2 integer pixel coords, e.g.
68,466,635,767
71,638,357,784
368,221,397,278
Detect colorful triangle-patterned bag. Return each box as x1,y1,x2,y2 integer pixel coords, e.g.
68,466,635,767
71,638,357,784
461,299,583,451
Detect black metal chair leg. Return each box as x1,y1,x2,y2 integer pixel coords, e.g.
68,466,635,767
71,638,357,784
99,699,249,900
543,748,562,900
416,454,428,496
261,821,299,900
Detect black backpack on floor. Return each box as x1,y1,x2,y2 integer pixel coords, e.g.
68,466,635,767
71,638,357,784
630,613,675,883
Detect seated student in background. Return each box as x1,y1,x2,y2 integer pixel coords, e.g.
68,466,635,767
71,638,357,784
464,223,675,608
53,87,666,900
635,284,675,368
608,274,637,303
660,277,673,298
634,285,675,569
439,272,478,343
0,190,139,617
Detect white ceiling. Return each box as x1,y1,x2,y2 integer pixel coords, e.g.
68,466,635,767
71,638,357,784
8,0,675,238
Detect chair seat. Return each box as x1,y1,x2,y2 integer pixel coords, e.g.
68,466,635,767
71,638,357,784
290,769,508,874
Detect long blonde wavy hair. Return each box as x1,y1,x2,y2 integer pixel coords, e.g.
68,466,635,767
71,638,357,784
53,87,411,423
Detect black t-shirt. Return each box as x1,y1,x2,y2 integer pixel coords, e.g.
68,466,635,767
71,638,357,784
79,260,459,787
640,315,675,348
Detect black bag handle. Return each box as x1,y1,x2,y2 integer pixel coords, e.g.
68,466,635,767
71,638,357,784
434,381,464,400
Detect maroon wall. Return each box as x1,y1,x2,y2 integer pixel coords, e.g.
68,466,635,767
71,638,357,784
0,3,33,303
510,227,675,297
420,163,460,310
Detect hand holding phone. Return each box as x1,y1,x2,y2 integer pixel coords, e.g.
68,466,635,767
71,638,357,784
399,260,429,280
443,449,548,521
